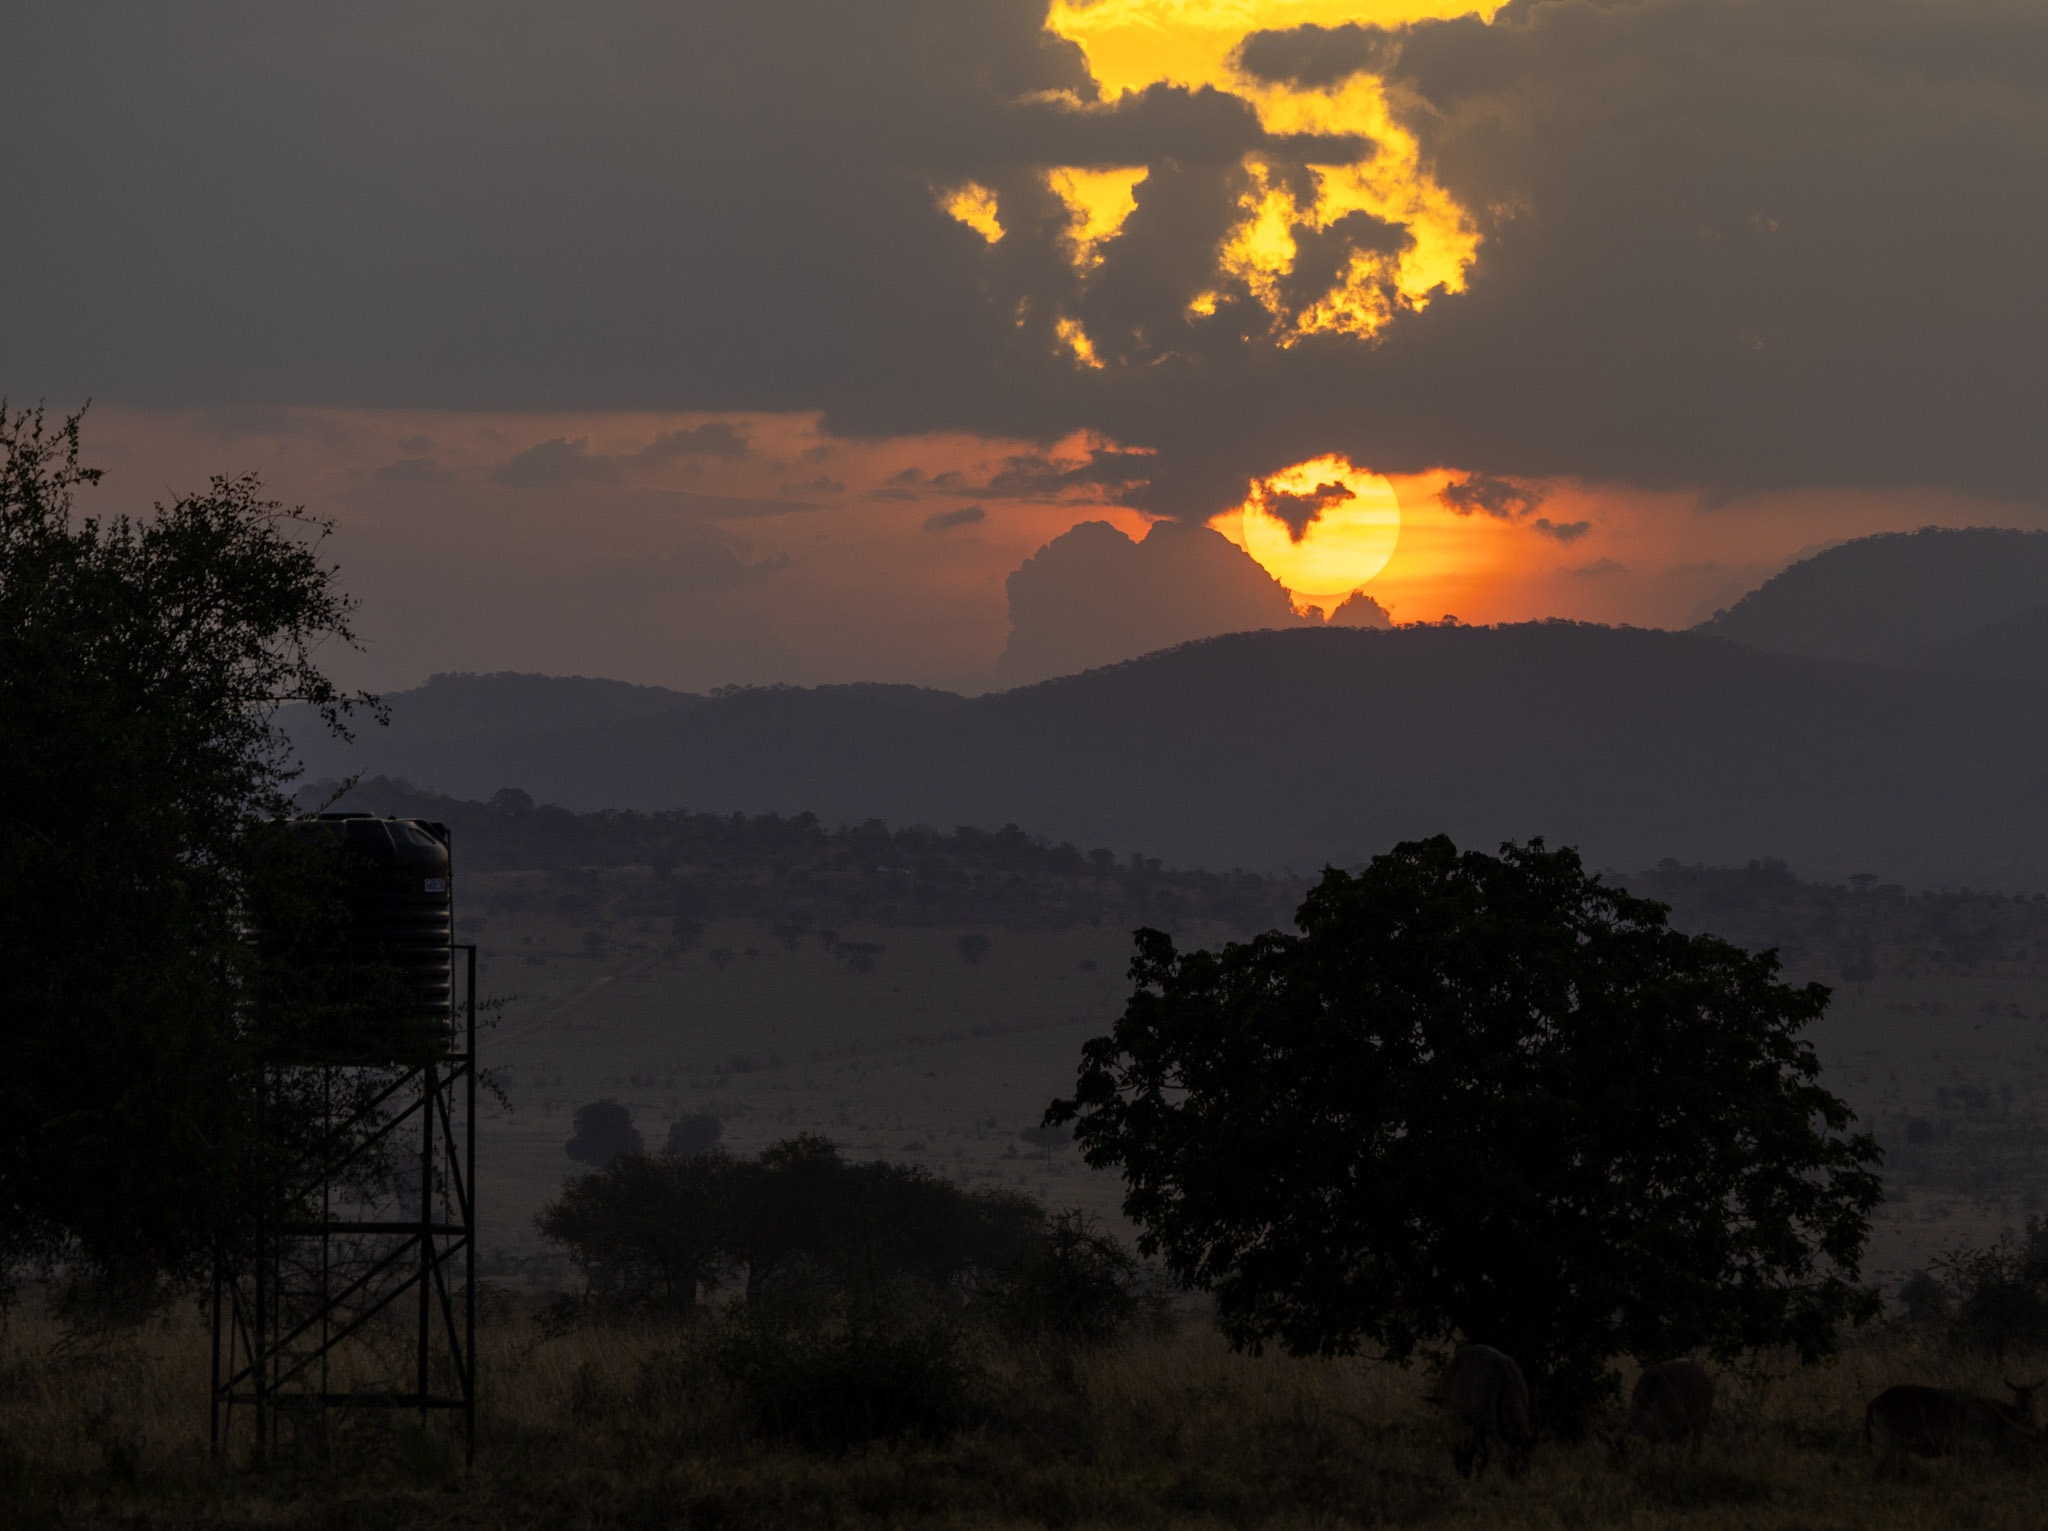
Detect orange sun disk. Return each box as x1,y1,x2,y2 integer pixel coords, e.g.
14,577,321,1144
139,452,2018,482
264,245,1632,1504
1234,456,1402,603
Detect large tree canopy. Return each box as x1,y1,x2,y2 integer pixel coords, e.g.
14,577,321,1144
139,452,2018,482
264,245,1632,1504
1049,836,1883,1427
0,405,377,1307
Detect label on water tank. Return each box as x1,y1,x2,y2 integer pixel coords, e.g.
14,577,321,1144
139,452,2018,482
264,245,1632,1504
424,878,447,893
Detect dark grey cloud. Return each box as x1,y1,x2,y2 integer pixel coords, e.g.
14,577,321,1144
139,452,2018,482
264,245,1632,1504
998,519,1311,685
1439,473,1547,520
924,505,987,532
1532,517,1591,544
635,422,751,464
583,541,789,599
1327,589,1392,628
1264,479,1356,541
489,426,769,491
8,1,2048,518
1233,23,1399,90
489,438,623,489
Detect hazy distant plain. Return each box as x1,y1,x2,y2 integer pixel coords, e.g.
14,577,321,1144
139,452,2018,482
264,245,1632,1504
466,868,2048,1299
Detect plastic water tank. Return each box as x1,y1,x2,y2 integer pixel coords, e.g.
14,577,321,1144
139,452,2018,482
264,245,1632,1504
299,814,453,1032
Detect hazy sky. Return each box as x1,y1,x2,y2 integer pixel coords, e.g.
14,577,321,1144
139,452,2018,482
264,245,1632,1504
6,1,2044,692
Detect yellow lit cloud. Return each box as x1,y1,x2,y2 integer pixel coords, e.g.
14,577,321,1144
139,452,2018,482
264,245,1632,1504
1235,454,1401,598
938,182,1005,244
1046,166,1149,266
1045,0,1495,342
1055,316,1106,369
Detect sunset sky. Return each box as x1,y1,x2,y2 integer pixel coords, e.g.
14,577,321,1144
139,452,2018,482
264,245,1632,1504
6,1,2044,693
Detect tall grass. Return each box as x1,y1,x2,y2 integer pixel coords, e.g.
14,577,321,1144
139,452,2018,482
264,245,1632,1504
5,1296,2048,1529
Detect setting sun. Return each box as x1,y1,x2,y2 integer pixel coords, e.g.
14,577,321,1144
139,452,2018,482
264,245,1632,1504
1235,455,1401,600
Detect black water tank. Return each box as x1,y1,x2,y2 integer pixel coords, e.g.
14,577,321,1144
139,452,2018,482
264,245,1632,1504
298,813,453,1032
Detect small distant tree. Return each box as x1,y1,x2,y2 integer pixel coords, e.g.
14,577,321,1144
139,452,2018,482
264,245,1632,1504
957,932,991,966
667,1112,725,1157
1050,836,1884,1431
837,941,885,974
566,1099,644,1166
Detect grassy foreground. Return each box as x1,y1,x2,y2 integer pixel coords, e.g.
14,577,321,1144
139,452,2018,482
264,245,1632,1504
4,1299,2047,1530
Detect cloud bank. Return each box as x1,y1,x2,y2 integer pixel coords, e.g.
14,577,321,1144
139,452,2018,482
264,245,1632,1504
5,0,2046,521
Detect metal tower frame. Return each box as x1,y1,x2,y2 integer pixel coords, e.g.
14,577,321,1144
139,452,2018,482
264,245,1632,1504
211,945,477,1464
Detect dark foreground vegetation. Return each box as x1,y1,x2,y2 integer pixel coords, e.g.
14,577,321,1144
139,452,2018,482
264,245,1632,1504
10,1305,2048,1531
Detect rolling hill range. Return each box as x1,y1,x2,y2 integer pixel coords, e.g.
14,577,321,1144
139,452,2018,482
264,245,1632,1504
291,623,2048,890
1695,525,2048,666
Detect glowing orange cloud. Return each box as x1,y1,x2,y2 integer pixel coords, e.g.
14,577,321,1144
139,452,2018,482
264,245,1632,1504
1036,1,1495,343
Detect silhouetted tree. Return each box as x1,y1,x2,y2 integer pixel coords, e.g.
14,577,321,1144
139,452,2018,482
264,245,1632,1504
566,1099,643,1166
537,1150,735,1313
538,1133,1153,1343
1050,835,1884,1431
957,932,991,966
666,1112,725,1156
0,405,381,1310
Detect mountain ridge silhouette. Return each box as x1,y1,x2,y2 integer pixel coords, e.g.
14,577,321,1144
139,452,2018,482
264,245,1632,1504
292,623,2048,890
1695,525,2048,663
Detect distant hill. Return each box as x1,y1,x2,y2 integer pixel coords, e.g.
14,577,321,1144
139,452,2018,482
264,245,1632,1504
337,671,695,742
1695,526,2048,663
289,624,2048,889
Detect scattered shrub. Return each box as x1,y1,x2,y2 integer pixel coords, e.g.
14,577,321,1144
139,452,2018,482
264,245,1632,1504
1935,1223,2048,1356
666,1112,724,1156
982,1207,1162,1346
1897,1268,1950,1327
706,1285,981,1450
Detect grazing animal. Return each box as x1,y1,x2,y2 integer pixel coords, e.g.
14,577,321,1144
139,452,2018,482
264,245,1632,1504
1437,1344,1534,1479
1864,1380,2046,1456
1615,1359,1714,1455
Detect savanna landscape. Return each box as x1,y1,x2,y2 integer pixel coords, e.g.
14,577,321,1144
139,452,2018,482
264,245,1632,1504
13,784,2048,1527
14,1,2048,1526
